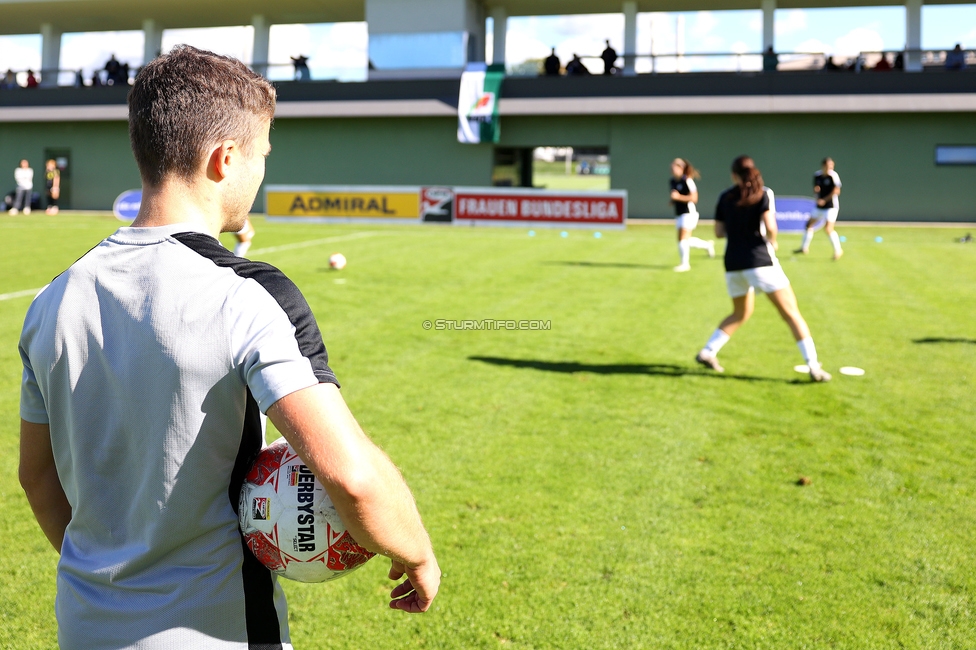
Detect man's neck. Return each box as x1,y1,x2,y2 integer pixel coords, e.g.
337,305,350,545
132,179,223,237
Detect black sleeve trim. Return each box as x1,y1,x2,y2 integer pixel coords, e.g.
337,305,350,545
172,232,338,387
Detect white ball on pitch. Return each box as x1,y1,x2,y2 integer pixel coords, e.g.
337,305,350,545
329,253,347,270
238,439,374,582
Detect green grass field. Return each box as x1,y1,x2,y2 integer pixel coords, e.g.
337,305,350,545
1,215,974,648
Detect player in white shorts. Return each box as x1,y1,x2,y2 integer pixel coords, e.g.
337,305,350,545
670,158,715,271
795,157,843,259
233,216,255,257
696,155,831,382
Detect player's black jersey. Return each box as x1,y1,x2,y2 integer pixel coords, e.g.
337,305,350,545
814,170,841,208
715,186,774,272
670,176,697,215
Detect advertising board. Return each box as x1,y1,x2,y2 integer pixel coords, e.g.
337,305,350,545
452,187,627,228
266,185,421,223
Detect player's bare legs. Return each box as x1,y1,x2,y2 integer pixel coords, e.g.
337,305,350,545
697,291,754,372
676,227,715,272
824,220,843,260
795,217,817,254
718,292,755,335
766,287,830,381
233,218,255,257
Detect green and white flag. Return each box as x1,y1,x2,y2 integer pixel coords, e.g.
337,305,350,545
458,63,504,144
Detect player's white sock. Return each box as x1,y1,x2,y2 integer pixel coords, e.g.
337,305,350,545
796,337,820,370
703,329,731,356
678,240,691,267
828,231,842,254
234,240,252,257
800,229,814,252
686,237,711,250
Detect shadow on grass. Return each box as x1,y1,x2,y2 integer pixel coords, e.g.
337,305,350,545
912,337,976,345
468,356,809,385
542,261,673,270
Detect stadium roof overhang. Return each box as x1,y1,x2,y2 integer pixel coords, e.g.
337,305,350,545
0,0,970,35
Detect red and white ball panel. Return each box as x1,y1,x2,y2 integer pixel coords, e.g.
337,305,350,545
239,439,374,583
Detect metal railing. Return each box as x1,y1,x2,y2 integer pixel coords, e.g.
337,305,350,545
508,47,975,77
0,48,971,89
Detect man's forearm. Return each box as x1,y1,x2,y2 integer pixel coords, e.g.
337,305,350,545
20,420,70,553
23,465,71,552
268,385,435,569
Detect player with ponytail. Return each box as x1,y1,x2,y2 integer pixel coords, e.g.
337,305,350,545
695,155,831,382
669,157,715,271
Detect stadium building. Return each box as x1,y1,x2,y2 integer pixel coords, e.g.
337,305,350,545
0,0,974,221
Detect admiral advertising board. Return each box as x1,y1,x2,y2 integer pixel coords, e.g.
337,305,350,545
266,185,628,228
453,187,627,228
266,185,422,223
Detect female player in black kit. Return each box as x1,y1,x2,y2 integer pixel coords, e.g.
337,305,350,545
695,156,831,382
670,158,714,271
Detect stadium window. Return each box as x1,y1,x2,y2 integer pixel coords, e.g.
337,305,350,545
935,145,976,165
492,147,612,190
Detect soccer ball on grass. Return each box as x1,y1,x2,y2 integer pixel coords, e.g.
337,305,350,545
329,253,347,270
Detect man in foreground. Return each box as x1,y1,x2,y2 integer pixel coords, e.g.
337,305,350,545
19,46,439,649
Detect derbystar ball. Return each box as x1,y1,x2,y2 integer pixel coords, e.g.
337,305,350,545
329,253,347,270
239,439,374,582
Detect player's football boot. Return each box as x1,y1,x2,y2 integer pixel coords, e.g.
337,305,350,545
695,352,724,373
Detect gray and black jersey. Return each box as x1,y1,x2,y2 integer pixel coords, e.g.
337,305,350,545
670,176,698,215
20,223,338,649
813,170,841,208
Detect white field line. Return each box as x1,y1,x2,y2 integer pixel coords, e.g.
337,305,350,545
250,231,384,255
0,288,43,302
0,232,383,304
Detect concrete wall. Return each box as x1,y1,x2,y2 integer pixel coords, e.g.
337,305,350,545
1,111,973,221
0,120,139,211
497,112,976,222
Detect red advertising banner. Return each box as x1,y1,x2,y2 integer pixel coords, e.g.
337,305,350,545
452,187,627,228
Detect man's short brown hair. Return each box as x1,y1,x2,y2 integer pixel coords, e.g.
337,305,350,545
128,45,276,186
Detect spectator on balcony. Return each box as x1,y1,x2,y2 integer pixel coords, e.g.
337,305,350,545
291,55,311,81
945,44,967,70
565,54,590,76
894,52,904,70
2,69,17,89
601,40,617,75
25,70,39,88
823,56,842,72
763,46,778,72
873,53,892,71
544,48,561,76
104,55,128,85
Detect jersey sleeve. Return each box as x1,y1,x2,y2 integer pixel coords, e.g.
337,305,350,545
230,270,339,414
714,193,727,222
763,188,775,214
19,291,51,424
686,178,697,194
832,171,842,188
19,347,49,424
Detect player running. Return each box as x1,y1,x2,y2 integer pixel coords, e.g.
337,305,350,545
670,158,714,272
795,157,843,259
696,155,831,382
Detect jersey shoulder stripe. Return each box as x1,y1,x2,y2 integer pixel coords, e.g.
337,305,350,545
171,232,338,387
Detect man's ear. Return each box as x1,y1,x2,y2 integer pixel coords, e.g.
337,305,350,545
207,140,237,182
